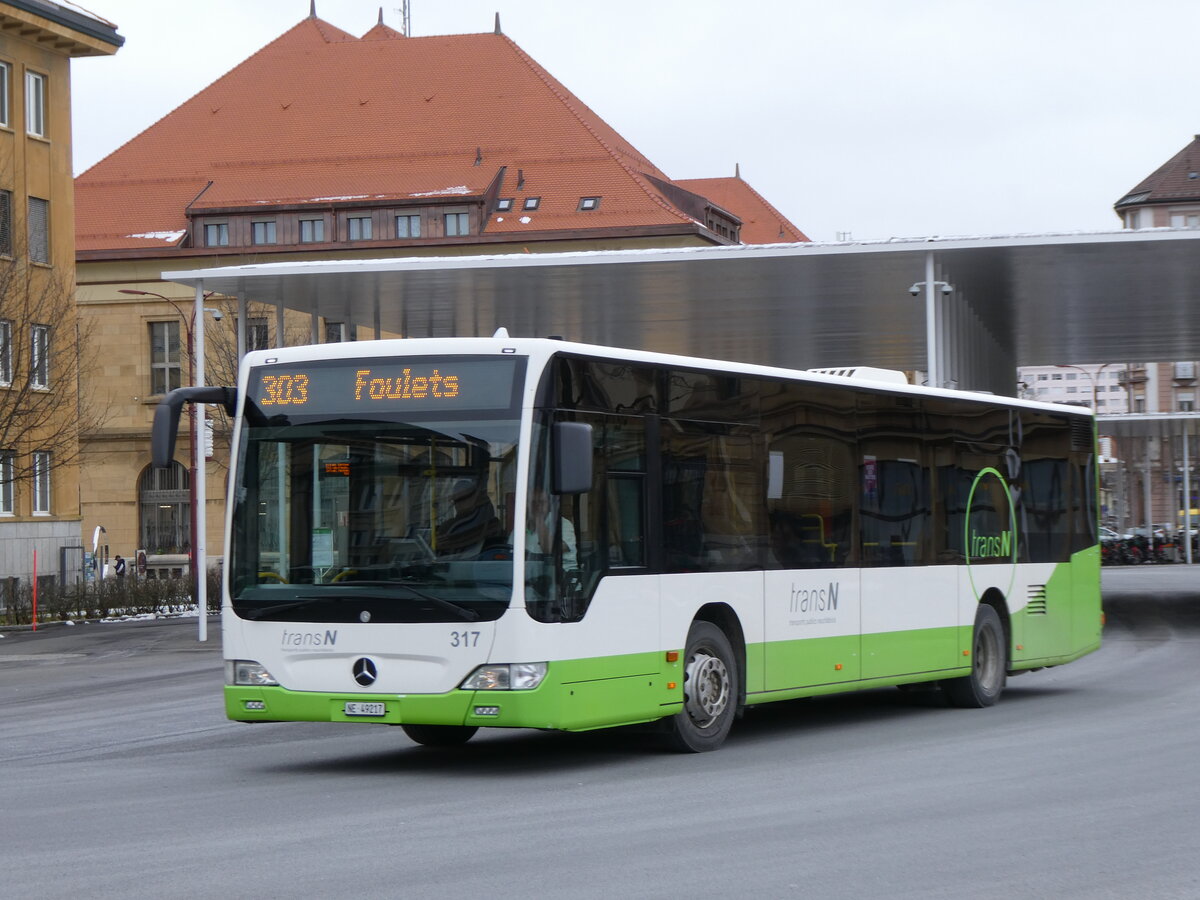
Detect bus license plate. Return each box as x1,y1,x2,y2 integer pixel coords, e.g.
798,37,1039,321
344,701,386,717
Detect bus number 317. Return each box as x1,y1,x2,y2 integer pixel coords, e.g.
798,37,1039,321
450,631,481,648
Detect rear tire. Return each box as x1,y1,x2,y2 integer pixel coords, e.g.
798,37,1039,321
662,621,739,753
401,724,478,746
942,603,1006,708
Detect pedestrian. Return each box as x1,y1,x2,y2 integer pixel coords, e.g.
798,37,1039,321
114,554,126,578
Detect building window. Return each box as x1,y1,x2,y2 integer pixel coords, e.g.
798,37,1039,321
139,462,190,553
28,196,48,264
1174,362,1195,380
30,324,48,388
0,318,10,385
523,197,540,211
204,222,229,247
0,61,9,128
149,321,181,395
348,216,372,240
299,218,324,243
1170,212,1200,228
25,71,45,138
1179,393,1195,412
247,317,269,351
495,198,513,212
1050,373,1062,381
444,212,469,236
324,321,345,343
0,189,11,257
0,449,13,514
396,214,421,238
32,450,49,514
251,220,276,245
579,197,600,211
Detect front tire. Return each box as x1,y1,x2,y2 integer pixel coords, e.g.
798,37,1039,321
663,621,739,753
942,603,1006,708
401,724,478,746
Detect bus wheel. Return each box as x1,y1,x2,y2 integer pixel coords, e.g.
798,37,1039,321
942,604,1006,708
401,724,478,746
663,621,738,752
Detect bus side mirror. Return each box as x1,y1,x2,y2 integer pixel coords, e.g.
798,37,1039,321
552,422,593,494
151,386,237,468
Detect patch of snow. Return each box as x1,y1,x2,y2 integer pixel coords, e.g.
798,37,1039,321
519,216,532,224
496,216,505,223
126,230,187,243
306,195,369,202
410,186,471,197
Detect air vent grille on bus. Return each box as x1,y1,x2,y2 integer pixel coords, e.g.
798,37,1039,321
806,366,909,385
1070,418,1094,451
1026,585,1048,615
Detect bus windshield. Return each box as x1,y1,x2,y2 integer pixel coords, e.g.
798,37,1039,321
228,356,523,623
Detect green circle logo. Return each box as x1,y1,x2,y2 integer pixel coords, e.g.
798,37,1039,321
964,467,1017,602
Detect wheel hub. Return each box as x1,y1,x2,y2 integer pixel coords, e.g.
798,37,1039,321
684,650,730,727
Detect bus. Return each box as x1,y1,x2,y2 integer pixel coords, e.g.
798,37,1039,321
153,333,1102,752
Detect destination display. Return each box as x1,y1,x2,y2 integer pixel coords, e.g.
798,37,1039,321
247,356,522,415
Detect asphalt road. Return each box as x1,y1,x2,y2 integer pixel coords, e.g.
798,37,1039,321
2,567,1198,899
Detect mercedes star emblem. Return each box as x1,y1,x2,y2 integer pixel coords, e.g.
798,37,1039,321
352,657,378,686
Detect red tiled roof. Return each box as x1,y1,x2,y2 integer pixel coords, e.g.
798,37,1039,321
676,176,809,243
76,16,805,252
1116,135,1200,208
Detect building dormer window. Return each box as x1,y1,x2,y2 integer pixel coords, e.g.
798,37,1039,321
496,198,513,212
204,222,229,247
444,211,469,236
523,197,540,211
578,197,600,211
299,218,324,242
251,220,276,245
396,214,421,238
348,215,372,240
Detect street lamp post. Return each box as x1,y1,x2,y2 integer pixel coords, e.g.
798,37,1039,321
1055,363,1120,411
120,289,216,638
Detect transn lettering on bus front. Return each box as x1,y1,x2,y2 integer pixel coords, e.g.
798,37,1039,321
260,373,309,406
354,368,460,401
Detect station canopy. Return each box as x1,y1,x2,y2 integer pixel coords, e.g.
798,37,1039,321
170,228,1200,397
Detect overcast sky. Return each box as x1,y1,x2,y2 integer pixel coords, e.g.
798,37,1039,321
70,0,1199,242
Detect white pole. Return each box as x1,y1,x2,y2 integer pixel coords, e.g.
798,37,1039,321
1185,428,1193,565
924,251,939,388
194,283,208,642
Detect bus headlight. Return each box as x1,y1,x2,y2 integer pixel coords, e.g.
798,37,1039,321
226,659,279,686
461,662,547,690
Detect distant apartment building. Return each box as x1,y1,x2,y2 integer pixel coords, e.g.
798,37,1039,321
0,1,121,602
73,10,807,573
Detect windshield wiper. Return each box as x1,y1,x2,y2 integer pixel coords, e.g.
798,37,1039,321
241,600,316,620
240,585,481,622
348,583,481,621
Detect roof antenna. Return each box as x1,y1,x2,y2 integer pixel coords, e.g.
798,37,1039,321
494,12,502,34
735,162,741,178
475,146,483,166
377,7,383,25
309,0,317,17
397,0,410,36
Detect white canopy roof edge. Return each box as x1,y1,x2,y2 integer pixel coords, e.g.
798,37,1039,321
168,227,1200,397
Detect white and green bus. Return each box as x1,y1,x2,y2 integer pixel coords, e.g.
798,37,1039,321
154,334,1102,752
